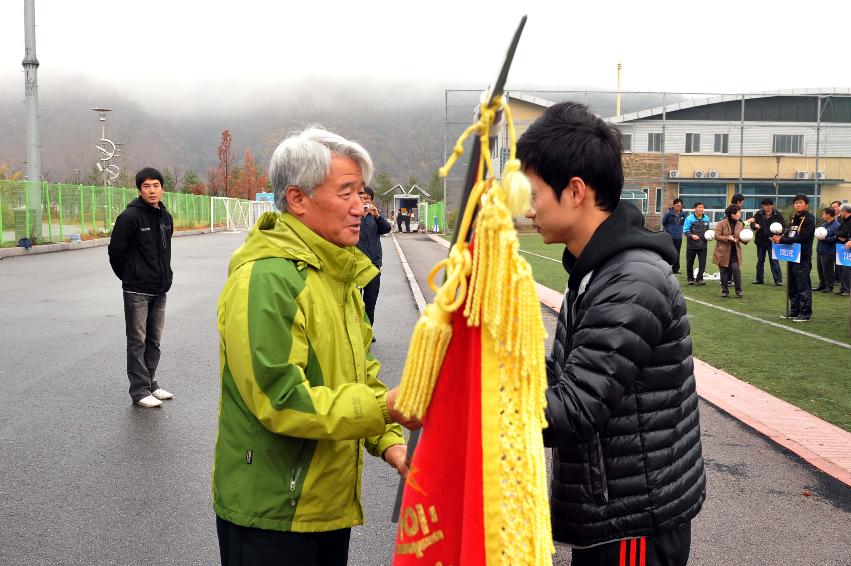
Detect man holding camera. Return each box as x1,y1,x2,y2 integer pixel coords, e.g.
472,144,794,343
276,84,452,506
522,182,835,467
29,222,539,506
357,186,392,330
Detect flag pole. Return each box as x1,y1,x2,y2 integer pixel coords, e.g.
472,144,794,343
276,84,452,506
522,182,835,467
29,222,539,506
391,15,527,523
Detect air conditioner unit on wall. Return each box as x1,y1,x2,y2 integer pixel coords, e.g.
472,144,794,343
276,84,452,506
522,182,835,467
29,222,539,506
669,170,680,179
815,171,826,180
708,170,720,179
795,170,809,180
694,171,706,179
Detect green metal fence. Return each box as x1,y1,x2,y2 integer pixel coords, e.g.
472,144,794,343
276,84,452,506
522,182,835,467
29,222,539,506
0,180,233,246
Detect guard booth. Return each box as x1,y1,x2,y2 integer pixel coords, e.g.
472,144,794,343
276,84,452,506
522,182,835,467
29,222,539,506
381,184,432,232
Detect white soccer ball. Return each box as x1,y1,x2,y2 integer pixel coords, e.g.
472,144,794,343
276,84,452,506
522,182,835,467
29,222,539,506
814,226,828,240
739,228,754,243
770,222,783,235
704,229,716,241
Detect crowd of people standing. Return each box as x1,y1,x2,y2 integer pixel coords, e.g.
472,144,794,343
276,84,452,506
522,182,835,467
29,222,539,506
662,195,851,322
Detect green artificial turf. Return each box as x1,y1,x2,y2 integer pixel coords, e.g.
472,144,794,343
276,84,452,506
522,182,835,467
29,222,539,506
515,233,851,432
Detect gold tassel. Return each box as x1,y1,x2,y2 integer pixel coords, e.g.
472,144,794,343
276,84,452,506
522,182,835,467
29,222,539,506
395,305,453,419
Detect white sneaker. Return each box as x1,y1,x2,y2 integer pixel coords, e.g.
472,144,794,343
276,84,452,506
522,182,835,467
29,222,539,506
152,388,174,400
136,395,163,408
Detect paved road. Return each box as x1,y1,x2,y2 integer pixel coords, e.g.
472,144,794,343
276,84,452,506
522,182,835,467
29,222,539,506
395,232,851,566
0,231,848,565
0,232,419,565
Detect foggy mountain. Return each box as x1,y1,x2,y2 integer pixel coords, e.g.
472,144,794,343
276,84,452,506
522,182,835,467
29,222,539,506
0,77,676,187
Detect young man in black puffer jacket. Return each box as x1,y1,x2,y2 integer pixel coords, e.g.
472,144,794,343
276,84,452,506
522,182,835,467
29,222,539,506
518,103,706,566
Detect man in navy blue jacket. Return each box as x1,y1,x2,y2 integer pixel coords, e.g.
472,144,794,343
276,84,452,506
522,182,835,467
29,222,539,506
661,198,686,273
357,186,392,332
814,207,840,293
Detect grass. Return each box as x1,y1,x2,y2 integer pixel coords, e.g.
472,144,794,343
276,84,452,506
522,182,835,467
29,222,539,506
515,233,851,432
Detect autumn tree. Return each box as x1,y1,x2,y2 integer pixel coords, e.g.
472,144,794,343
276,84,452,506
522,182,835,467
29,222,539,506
209,130,235,196
232,149,267,200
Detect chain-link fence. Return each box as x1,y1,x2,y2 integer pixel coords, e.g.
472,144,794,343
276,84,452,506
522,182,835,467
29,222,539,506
0,180,234,246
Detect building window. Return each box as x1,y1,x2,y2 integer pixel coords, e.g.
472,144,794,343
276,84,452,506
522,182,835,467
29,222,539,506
772,134,803,154
655,187,663,214
678,183,727,220
714,133,729,153
685,133,700,153
641,188,649,213
622,133,632,152
648,132,663,152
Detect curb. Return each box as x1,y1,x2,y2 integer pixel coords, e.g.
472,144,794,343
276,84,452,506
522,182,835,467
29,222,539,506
0,228,212,258
421,231,851,487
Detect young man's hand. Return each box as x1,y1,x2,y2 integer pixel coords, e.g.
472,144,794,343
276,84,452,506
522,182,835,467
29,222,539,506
382,444,409,478
691,234,700,241
386,387,422,431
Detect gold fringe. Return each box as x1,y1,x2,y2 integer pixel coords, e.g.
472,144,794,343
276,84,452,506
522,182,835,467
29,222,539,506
396,96,553,564
395,305,453,418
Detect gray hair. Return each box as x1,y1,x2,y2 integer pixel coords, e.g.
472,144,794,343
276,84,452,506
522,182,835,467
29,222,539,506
269,126,374,212
841,202,851,213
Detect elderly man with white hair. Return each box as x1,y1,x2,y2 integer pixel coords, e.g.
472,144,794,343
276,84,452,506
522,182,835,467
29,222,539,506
212,127,417,565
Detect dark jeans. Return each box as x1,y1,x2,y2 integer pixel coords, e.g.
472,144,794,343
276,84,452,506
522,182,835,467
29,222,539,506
685,247,707,281
362,272,381,325
755,244,782,284
839,265,851,292
720,261,742,294
216,517,350,566
671,238,682,273
571,522,691,566
816,252,836,289
123,292,166,402
787,260,813,317
396,216,410,232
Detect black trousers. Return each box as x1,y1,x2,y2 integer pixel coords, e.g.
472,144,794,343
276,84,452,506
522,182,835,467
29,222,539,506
216,517,350,566
362,272,381,325
123,292,166,402
788,260,813,317
685,248,706,281
838,265,851,292
815,252,836,289
755,244,782,284
396,216,410,232
671,238,682,273
571,522,691,566
720,261,742,293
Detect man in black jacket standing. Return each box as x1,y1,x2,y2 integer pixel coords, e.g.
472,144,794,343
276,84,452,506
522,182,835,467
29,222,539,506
108,167,175,408
749,197,785,286
519,103,705,566
772,194,816,322
357,186,392,332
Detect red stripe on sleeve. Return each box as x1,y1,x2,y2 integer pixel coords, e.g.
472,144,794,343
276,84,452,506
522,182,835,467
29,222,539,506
640,537,646,566
630,538,637,566
619,540,626,566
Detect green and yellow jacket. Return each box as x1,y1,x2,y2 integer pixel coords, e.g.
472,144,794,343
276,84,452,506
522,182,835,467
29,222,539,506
213,212,404,533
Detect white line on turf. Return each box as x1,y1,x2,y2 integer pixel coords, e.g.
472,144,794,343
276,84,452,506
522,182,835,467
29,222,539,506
391,234,426,314
516,247,851,350
683,296,851,350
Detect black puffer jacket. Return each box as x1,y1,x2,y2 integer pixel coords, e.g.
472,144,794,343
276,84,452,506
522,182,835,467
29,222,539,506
108,198,174,295
544,201,705,547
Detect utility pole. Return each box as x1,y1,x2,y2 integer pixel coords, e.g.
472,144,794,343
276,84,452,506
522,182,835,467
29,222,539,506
23,0,43,241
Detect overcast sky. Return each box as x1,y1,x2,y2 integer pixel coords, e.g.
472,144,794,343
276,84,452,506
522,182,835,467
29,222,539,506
1,0,850,112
